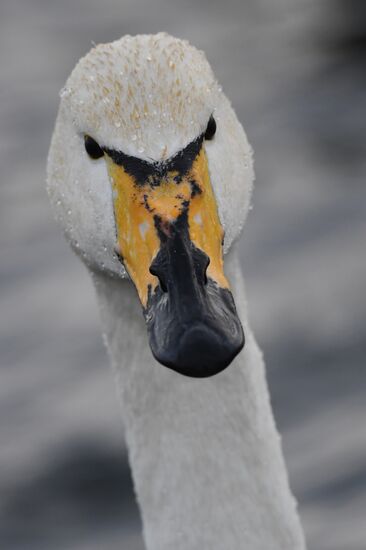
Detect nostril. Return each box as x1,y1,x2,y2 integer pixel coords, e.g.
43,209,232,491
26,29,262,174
193,248,210,286
149,265,168,293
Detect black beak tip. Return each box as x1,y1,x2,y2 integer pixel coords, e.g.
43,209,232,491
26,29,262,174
151,324,245,378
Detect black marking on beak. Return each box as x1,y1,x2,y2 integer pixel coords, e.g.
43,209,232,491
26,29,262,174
144,210,244,378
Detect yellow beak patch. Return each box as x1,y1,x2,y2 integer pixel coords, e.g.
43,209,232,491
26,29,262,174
106,145,229,307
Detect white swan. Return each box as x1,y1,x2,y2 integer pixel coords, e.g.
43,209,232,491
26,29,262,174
47,33,306,550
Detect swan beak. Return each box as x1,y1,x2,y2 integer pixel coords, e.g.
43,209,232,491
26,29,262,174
106,137,244,377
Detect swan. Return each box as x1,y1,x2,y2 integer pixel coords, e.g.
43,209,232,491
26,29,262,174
47,33,306,550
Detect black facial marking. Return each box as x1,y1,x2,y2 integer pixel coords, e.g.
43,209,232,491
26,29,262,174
84,135,104,159
104,135,204,187
204,115,216,141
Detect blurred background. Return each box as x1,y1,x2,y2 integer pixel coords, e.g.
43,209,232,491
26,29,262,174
1,0,365,548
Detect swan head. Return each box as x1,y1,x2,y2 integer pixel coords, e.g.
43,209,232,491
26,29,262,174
47,33,254,377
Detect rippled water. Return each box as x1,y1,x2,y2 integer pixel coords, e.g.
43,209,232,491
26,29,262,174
1,1,365,549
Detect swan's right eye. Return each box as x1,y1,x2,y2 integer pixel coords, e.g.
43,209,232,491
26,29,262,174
84,135,104,159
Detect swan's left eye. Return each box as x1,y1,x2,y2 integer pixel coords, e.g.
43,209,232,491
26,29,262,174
84,135,104,159
204,116,216,140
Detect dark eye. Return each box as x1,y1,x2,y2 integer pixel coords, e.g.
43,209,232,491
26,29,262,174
84,135,104,159
204,116,216,140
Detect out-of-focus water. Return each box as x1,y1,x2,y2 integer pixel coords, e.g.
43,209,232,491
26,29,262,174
1,1,365,549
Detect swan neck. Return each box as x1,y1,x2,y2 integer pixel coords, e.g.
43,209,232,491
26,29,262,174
92,252,306,550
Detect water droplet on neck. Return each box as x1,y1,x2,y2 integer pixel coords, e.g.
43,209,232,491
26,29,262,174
59,87,72,99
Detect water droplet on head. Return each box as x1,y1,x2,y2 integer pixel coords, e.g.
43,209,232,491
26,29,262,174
138,146,145,154
131,134,137,142
114,120,121,128
67,209,72,216
59,87,72,99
